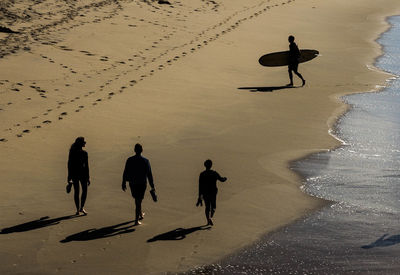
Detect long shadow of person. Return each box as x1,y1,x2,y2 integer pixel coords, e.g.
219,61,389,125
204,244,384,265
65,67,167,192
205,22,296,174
362,234,400,249
60,221,135,243
238,86,297,93
0,215,80,234
147,225,211,242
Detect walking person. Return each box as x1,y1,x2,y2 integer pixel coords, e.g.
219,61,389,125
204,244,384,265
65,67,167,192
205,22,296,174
67,137,90,215
197,159,227,226
287,35,306,87
122,143,156,225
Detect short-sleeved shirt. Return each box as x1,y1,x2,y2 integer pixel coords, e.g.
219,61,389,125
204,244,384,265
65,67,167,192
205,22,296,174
123,155,153,187
199,170,223,195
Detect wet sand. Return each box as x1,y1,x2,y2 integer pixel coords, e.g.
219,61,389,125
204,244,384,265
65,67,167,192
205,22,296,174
1,0,400,274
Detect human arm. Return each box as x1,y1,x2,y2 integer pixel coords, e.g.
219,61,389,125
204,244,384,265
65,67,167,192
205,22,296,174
122,159,129,191
197,174,203,206
147,159,155,191
85,151,90,185
216,172,227,182
67,150,72,183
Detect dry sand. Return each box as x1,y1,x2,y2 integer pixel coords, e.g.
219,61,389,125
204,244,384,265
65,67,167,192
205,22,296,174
1,0,400,274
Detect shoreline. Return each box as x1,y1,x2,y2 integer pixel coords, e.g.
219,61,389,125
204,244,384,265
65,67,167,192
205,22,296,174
191,14,400,273
1,1,400,274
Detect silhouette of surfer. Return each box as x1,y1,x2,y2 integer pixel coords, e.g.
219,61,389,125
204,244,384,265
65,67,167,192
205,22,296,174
67,137,90,215
288,35,306,87
122,144,156,225
197,159,227,226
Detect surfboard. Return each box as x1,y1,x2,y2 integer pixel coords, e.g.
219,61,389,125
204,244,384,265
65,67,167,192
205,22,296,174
258,49,319,67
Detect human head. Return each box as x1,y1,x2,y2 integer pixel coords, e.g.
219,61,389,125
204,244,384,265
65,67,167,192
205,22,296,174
75,136,86,147
288,35,295,43
134,143,143,155
204,159,212,170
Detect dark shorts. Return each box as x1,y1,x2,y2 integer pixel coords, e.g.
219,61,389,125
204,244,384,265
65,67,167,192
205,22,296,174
288,62,299,72
203,191,217,210
129,183,146,200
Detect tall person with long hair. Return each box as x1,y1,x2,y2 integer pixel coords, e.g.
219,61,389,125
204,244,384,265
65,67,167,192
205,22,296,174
67,137,90,215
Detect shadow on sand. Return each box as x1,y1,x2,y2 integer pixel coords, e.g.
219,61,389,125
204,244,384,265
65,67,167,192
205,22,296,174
147,225,211,242
60,221,135,243
0,215,81,234
362,234,400,249
0,26,19,34
238,85,297,92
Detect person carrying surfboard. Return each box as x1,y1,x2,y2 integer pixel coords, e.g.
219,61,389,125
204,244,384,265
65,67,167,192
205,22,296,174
288,35,306,87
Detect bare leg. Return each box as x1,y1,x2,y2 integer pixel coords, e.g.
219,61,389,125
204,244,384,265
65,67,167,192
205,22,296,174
211,193,216,218
72,180,80,215
80,180,88,214
135,198,142,225
205,200,213,225
288,68,294,86
292,65,305,86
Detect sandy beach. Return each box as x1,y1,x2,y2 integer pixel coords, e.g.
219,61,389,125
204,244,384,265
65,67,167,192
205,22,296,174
1,0,400,274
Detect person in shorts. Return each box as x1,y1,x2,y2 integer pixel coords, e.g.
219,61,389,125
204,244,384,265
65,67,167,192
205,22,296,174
197,159,227,226
288,35,306,87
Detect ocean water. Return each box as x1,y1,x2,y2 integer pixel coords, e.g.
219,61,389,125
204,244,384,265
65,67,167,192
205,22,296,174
186,16,400,274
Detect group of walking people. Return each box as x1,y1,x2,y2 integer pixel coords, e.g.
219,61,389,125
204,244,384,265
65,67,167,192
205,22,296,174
67,137,227,226
66,36,304,227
